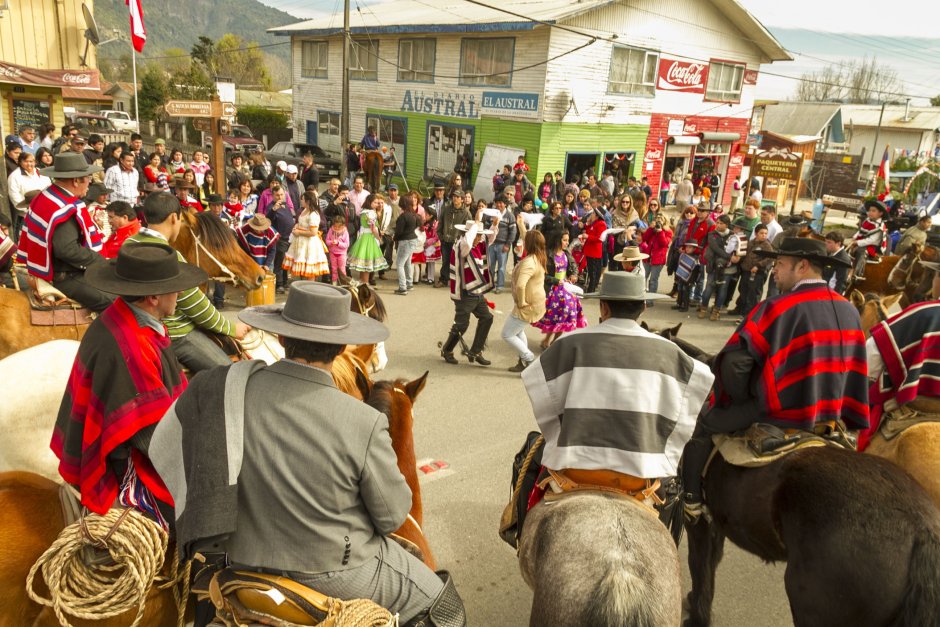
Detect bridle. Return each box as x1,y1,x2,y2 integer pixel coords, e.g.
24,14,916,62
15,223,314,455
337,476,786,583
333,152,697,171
346,283,376,318
185,224,239,285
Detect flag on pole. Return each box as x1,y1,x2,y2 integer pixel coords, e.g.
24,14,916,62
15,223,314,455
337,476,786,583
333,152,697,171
126,0,146,53
876,145,891,200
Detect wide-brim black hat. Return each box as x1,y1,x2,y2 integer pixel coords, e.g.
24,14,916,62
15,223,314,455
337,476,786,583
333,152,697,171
754,237,852,268
85,242,208,296
239,281,389,345
864,198,887,213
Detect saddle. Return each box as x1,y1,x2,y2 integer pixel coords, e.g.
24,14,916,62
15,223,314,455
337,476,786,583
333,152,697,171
538,468,663,509
711,420,856,469
879,403,940,440
26,275,94,326
194,566,397,627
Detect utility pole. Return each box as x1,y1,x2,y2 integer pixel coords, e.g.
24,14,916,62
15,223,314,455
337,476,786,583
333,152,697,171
869,101,886,180
340,0,350,184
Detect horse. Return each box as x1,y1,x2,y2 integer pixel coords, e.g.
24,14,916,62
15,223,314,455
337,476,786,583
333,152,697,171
845,244,935,304
518,493,682,627
361,150,384,192
659,331,940,626
851,291,940,510
0,373,432,624
0,211,265,360
344,281,389,373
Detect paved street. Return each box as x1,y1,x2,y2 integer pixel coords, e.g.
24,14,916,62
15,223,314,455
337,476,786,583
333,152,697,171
267,272,794,626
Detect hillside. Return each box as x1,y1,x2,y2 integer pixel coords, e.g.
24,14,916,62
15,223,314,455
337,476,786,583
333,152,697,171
92,0,299,88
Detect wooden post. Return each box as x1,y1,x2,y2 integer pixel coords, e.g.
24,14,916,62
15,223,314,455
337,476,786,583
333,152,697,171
211,97,226,197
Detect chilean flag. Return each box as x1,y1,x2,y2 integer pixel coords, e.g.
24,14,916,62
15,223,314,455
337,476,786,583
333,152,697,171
126,0,146,53
876,145,891,200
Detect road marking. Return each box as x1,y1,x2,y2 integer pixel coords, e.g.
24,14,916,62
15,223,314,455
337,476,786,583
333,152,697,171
416,458,453,483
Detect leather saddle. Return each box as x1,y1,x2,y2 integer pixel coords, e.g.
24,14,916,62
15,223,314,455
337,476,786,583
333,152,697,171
26,275,93,326
538,467,663,508
711,420,856,470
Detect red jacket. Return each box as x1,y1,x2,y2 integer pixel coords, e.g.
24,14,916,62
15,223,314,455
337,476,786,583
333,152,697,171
583,220,607,259
684,217,713,261
641,226,673,265
101,221,141,259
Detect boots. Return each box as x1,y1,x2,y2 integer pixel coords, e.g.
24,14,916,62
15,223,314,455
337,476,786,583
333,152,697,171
508,358,531,373
440,331,461,364
709,307,720,322
697,306,708,319
466,316,493,366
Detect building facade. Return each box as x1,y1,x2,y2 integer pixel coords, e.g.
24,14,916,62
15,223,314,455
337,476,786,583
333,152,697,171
273,0,788,202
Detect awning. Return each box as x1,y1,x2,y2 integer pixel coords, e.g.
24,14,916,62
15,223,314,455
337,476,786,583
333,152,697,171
0,61,100,90
698,132,741,142
667,135,701,146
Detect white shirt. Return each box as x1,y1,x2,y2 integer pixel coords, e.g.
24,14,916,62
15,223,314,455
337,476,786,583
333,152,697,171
751,218,782,242
104,164,140,205
348,188,370,216
750,189,763,203
7,168,51,214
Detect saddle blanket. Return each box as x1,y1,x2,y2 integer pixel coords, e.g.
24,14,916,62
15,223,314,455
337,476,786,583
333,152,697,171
30,306,93,327
880,405,940,441
712,433,829,468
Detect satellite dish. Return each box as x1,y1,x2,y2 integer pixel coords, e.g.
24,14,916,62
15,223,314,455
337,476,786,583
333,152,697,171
80,3,100,67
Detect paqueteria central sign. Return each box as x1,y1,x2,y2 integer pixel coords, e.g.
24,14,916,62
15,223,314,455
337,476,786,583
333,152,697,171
750,148,804,181
657,58,707,94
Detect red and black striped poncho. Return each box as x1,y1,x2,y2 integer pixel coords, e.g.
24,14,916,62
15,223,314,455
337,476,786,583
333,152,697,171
715,282,870,432
52,298,186,514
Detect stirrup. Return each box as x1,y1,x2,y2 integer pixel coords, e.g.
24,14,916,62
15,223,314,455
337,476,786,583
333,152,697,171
683,500,712,525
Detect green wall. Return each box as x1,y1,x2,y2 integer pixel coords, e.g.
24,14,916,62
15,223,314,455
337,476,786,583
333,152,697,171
537,122,650,180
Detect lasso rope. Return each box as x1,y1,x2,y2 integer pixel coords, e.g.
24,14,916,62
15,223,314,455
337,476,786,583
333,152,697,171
26,507,189,627
329,597,397,626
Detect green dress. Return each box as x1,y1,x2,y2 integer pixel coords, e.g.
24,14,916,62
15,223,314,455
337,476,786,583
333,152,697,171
348,210,389,273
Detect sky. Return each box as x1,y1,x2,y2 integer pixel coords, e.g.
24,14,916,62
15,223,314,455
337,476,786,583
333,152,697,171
259,0,940,102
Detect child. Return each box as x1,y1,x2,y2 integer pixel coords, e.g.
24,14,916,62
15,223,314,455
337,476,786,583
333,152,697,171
514,155,529,173
582,208,607,293
411,217,428,285
738,223,773,317
237,213,279,272
641,216,673,296
673,242,702,312
325,214,350,285
224,188,245,227
423,213,442,285
100,201,140,259
851,199,887,280
283,191,330,281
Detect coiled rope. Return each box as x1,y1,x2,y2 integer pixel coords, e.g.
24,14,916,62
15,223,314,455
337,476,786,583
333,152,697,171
25,507,190,627
329,597,397,626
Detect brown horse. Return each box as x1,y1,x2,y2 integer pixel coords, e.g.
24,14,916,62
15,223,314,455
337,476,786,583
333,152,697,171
846,244,935,304
658,331,940,626
0,211,264,360
361,150,384,192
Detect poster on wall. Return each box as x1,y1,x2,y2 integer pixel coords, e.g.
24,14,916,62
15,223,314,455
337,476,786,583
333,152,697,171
657,58,707,94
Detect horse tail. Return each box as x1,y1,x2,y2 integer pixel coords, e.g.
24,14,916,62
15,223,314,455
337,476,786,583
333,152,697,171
584,560,655,627
896,528,940,626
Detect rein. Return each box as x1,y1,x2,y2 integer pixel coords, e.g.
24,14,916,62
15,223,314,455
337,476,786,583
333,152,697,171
346,283,376,317
186,224,239,285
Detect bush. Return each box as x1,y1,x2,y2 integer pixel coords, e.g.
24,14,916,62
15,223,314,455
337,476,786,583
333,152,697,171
236,106,289,132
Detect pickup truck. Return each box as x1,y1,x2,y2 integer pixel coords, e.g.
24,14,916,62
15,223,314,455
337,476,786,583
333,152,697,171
205,123,265,157
68,113,128,146
100,110,140,134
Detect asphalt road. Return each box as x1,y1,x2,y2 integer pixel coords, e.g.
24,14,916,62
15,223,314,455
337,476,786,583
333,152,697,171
269,270,794,627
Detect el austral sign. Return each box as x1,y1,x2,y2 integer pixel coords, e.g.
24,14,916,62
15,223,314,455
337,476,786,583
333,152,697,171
480,91,540,119
399,89,539,119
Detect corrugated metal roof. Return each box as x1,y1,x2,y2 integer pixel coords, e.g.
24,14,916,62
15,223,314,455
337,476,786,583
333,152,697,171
841,104,940,131
269,0,614,35
762,102,842,137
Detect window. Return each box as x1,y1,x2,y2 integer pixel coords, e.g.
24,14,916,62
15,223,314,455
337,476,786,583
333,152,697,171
301,41,328,78
608,46,658,96
706,61,745,102
350,39,379,81
367,115,407,168
459,38,513,87
398,38,436,83
317,111,341,155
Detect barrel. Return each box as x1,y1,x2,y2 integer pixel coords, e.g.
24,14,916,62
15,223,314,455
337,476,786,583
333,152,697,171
245,274,276,306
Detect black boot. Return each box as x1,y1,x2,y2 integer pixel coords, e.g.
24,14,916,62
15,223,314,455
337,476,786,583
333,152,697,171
466,316,493,365
440,331,461,364
404,571,467,627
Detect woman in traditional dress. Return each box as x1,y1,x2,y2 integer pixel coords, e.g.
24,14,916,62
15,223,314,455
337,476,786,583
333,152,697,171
422,213,441,285
283,190,330,280
534,229,587,349
347,192,389,283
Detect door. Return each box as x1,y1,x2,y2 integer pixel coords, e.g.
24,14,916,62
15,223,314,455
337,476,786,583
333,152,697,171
564,153,599,186
366,115,407,170
306,120,318,146
426,123,473,179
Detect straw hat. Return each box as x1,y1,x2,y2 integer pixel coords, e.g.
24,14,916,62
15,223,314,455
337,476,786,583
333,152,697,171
613,246,649,263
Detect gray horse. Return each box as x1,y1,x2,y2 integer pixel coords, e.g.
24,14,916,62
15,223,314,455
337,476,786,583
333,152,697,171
518,492,681,626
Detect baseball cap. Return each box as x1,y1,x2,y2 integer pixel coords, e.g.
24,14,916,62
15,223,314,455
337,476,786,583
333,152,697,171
276,160,287,170
388,183,398,191
286,164,298,174
154,138,166,146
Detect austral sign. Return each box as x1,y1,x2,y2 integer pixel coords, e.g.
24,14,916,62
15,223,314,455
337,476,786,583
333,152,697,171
480,91,540,119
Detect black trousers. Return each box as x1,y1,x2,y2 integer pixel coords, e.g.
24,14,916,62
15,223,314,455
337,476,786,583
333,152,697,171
586,257,604,293
450,294,493,353
681,400,759,502
53,273,115,312
440,241,454,284
273,239,291,287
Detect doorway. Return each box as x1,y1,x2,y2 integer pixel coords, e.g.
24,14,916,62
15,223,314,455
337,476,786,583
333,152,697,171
564,153,599,186
603,152,635,188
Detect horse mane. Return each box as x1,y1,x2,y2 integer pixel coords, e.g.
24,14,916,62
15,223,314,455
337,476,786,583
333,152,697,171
365,379,403,415
194,211,237,250
332,352,367,399
361,284,387,322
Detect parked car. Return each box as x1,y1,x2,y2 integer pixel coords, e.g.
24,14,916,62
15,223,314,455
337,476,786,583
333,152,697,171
68,113,127,145
100,110,139,133
205,123,265,157
267,141,342,178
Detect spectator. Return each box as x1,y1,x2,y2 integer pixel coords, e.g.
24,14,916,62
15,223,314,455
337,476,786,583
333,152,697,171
100,201,140,258
237,213,279,271
104,152,140,205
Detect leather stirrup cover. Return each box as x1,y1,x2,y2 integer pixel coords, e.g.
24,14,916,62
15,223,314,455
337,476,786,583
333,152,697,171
428,571,467,627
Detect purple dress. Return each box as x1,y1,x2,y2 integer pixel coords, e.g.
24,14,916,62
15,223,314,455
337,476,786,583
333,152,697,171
534,252,587,334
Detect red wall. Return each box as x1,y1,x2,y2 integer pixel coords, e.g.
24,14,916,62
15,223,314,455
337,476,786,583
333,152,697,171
642,113,750,206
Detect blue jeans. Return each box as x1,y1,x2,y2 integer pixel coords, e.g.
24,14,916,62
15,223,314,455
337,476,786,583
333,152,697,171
502,313,534,363
692,268,706,302
487,244,509,289
647,263,664,294
395,239,415,291
702,269,732,310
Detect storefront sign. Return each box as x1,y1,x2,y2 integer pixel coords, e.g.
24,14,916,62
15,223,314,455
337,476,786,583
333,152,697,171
480,91,539,118
401,90,478,119
667,119,685,136
743,69,759,85
730,154,745,167
657,59,707,94
645,148,662,162
750,148,803,181
0,61,100,90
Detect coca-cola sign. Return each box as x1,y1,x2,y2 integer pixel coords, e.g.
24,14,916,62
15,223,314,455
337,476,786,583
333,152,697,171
645,148,662,162
743,69,759,85
657,59,707,94
0,61,100,90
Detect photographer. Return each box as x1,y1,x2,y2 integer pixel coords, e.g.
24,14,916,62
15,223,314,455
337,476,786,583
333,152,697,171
640,215,673,296
267,187,296,293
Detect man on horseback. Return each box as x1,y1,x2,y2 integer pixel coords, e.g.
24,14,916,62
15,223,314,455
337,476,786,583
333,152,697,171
149,282,466,626
125,193,250,372
681,238,868,521
53,242,207,525
849,199,887,281
15,153,114,311
522,272,713,497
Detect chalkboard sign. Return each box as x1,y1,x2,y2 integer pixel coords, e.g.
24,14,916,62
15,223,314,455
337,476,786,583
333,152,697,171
11,98,51,132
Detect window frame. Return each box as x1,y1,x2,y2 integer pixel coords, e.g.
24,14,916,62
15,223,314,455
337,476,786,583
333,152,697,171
366,113,408,171
458,37,515,88
397,38,437,84
704,59,746,103
300,40,329,79
607,44,659,97
350,38,379,81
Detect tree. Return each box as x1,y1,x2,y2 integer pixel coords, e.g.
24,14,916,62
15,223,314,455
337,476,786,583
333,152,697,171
213,34,273,91
931,95,940,107
191,36,217,74
794,57,904,103
138,63,169,121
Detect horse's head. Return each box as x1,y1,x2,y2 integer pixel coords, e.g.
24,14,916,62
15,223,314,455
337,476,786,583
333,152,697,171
853,290,903,335
346,283,387,322
175,211,265,290
365,372,429,464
